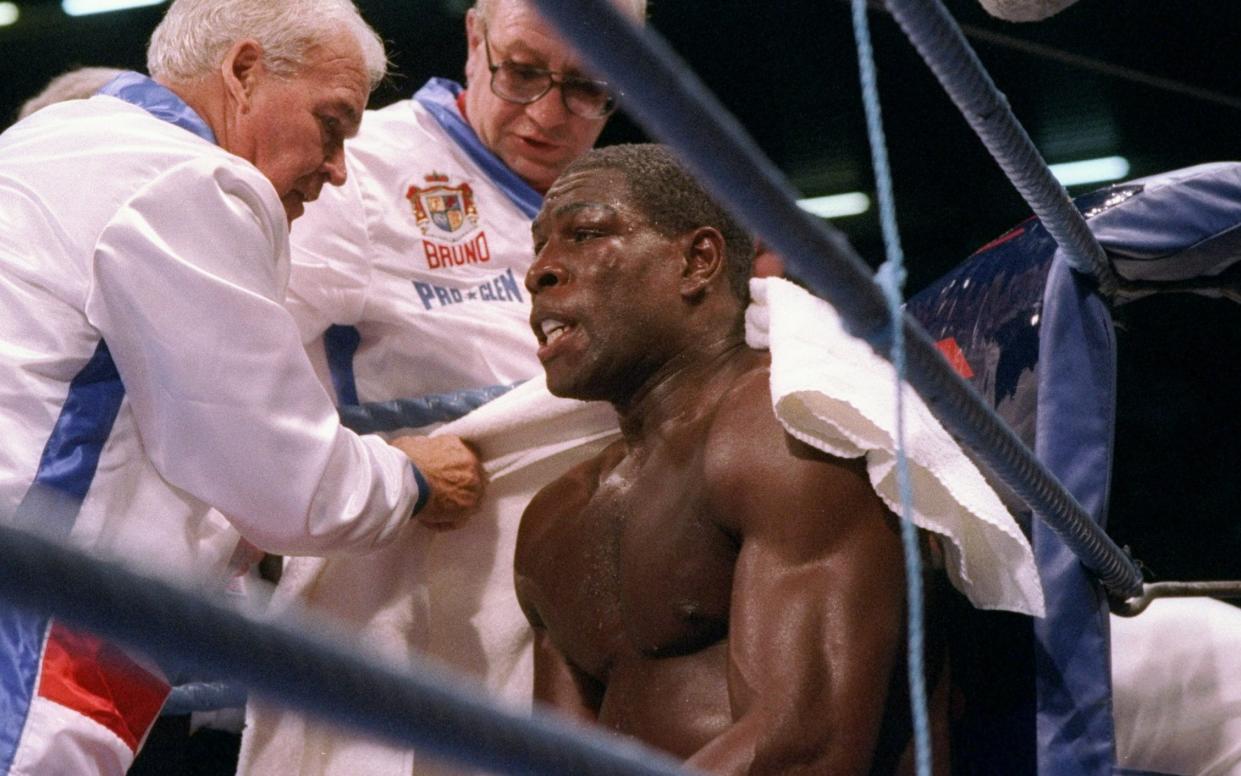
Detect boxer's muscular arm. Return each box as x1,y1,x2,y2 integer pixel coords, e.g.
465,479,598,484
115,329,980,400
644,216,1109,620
690,373,906,775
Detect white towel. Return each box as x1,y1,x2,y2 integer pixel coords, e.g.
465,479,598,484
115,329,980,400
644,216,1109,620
239,278,1043,774
746,277,1044,617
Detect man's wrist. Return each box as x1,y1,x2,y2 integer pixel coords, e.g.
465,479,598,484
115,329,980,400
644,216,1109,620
410,461,432,516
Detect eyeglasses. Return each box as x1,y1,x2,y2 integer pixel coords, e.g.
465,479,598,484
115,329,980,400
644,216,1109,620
481,25,617,119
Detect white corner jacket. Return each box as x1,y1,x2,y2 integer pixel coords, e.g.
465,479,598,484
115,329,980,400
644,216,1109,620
0,89,421,586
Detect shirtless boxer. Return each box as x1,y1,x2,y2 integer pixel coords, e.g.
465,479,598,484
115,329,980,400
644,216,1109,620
515,143,948,774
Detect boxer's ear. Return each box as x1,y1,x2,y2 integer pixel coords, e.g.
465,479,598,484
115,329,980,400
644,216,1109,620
679,226,726,300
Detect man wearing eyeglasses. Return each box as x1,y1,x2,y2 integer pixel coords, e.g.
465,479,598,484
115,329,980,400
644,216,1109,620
236,1,646,773
281,0,644,426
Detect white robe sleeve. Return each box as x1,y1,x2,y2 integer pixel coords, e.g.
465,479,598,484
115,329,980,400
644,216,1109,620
84,157,420,556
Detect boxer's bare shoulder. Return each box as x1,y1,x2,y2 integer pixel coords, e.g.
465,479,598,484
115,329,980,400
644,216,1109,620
701,353,880,540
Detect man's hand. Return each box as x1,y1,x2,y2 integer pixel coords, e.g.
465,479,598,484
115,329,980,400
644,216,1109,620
389,435,484,531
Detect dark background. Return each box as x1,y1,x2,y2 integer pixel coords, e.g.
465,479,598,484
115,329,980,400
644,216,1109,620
2,0,1238,579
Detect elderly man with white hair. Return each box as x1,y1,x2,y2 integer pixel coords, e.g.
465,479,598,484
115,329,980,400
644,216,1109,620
0,1,484,773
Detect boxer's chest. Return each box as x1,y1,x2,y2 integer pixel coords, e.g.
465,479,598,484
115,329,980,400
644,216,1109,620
556,446,736,678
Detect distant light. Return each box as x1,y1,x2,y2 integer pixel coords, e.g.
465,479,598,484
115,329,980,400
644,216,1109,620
796,192,871,220
1049,156,1130,187
0,2,18,26
62,0,165,16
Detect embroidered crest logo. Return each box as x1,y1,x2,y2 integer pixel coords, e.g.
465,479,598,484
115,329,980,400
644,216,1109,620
406,172,479,239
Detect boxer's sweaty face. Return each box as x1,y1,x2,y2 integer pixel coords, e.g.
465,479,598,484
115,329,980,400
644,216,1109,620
526,168,684,402
239,33,367,223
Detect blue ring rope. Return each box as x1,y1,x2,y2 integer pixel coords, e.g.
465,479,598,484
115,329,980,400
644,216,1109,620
0,523,692,776
881,0,1120,298
851,1,931,773
528,0,1143,600
337,382,522,435
162,680,247,716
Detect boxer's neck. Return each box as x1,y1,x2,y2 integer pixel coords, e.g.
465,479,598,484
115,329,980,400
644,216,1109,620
615,333,757,446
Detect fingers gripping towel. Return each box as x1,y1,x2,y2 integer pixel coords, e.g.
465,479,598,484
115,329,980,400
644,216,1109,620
746,277,1044,617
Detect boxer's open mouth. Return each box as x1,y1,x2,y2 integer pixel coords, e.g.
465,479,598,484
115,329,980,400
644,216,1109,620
540,318,571,345
532,313,581,363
